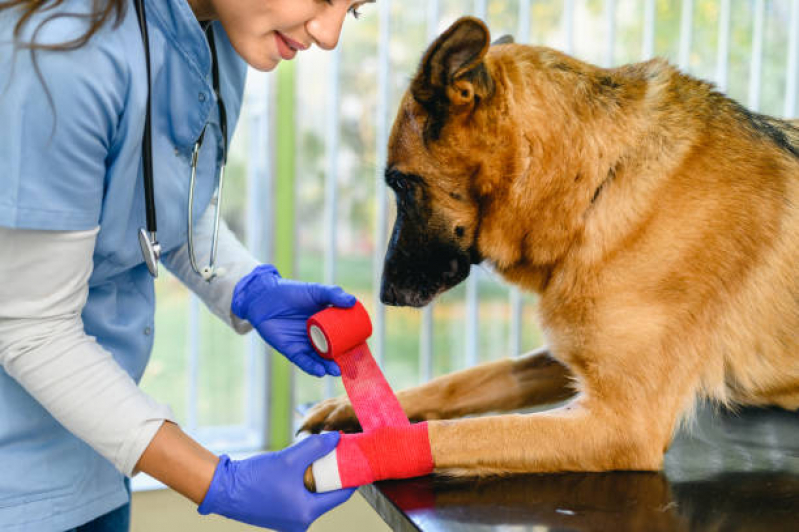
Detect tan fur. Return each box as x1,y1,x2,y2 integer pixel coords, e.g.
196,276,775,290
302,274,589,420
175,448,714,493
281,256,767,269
302,18,798,482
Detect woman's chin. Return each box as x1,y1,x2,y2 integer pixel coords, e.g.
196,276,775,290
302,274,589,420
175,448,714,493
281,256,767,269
241,49,281,72
251,58,280,72
228,38,281,72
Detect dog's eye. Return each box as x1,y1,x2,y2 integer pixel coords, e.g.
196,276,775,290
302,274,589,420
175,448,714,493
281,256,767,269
385,170,422,198
389,176,414,194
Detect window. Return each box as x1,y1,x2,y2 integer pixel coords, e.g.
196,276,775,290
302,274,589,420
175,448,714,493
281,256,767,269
137,0,798,475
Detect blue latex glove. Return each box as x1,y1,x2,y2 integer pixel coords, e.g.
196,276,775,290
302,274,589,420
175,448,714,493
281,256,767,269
198,432,355,531
232,264,357,377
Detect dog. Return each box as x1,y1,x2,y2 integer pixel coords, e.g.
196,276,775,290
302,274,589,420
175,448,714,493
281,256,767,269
300,16,799,480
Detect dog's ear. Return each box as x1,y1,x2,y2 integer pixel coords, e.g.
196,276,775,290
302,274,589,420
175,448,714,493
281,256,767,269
411,17,493,112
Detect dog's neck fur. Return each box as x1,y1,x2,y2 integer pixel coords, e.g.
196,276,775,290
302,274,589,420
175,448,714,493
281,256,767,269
482,51,697,294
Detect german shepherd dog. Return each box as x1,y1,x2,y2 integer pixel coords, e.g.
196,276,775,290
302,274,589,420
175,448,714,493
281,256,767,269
301,17,799,479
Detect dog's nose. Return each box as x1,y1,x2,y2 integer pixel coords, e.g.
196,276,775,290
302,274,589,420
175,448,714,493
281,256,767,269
442,259,459,280
380,283,399,306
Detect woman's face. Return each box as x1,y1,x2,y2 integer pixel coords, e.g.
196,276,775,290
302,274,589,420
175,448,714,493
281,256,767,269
192,0,372,71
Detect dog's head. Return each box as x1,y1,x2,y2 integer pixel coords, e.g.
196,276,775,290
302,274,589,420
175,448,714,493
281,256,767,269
379,18,498,307
380,17,644,307
380,16,546,307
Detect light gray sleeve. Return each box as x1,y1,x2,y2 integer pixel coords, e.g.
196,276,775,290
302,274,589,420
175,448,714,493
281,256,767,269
161,204,259,334
0,227,175,476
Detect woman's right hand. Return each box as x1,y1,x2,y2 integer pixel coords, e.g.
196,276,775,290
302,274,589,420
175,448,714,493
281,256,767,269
197,432,355,531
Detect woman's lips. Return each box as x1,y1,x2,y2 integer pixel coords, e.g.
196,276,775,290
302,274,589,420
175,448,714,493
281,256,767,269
275,32,298,60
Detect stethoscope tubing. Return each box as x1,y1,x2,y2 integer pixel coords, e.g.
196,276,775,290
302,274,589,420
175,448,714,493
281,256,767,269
134,0,227,281
133,0,156,234
188,129,226,282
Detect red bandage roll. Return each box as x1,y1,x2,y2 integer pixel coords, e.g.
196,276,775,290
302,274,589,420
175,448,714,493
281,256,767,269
307,302,407,432
307,301,434,491
307,301,372,361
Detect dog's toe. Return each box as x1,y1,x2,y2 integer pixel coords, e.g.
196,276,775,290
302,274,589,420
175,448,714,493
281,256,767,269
299,396,359,434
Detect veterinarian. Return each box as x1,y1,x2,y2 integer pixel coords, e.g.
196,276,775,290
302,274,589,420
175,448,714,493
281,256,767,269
0,0,371,530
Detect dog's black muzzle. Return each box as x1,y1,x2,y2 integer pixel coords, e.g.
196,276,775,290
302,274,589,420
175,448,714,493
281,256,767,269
380,216,476,307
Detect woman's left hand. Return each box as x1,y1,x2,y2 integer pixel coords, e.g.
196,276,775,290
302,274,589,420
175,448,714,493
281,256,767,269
231,264,356,376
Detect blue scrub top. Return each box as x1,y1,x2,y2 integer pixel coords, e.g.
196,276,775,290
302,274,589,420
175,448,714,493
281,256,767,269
0,0,246,529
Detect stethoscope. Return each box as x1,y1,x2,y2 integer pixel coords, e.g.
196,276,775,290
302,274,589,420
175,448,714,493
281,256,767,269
133,0,227,282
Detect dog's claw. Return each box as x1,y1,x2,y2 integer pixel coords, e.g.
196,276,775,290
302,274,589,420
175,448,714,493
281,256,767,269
299,396,362,435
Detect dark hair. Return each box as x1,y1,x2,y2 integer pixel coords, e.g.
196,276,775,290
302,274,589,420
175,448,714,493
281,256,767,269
0,0,126,52
1,1,127,136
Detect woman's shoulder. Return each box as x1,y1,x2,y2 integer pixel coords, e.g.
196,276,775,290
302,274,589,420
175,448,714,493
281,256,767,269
1,0,141,75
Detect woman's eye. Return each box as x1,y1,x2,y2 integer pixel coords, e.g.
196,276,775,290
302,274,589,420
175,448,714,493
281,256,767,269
323,0,363,19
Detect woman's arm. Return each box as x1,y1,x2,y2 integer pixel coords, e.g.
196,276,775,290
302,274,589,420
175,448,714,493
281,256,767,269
136,421,218,504
0,227,211,500
161,204,259,334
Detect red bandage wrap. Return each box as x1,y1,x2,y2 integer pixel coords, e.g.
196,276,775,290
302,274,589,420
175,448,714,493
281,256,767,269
307,302,433,489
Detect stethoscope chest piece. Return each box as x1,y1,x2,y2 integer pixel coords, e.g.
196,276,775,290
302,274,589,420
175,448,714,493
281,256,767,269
138,228,162,278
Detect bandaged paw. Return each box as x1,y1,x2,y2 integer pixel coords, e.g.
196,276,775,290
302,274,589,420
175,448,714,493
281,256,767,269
311,423,433,492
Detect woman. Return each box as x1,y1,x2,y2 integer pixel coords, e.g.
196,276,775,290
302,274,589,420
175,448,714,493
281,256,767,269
0,0,370,530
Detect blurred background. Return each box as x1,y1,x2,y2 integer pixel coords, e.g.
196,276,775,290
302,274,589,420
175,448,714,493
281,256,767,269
133,1,798,523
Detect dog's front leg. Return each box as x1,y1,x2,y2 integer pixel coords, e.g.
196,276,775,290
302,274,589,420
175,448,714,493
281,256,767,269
429,397,670,476
299,347,576,434
405,346,576,420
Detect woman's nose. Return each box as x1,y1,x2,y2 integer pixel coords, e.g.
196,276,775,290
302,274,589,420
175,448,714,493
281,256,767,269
307,4,348,51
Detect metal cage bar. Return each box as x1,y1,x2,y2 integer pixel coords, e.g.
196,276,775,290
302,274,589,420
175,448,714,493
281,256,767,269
716,0,731,92
605,0,616,68
245,74,273,443
563,0,575,54
785,0,799,118
372,0,391,366
187,295,200,432
464,0,489,369
642,0,656,59
323,47,342,397
508,0,532,359
678,0,694,71
420,0,440,382
749,0,765,112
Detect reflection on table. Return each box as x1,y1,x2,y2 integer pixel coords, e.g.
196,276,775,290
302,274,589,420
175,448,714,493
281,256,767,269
360,405,799,531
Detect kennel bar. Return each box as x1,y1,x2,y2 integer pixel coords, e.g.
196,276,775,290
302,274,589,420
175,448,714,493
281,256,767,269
749,0,765,111
642,0,655,59
323,46,342,398
462,0,489,370
508,0,532,359
419,0,440,383
245,79,272,443
786,0,799,118
678,0,693,71
563,0,574,54
187,295,200,433
518,0,530,44
604,0,616,67
716,0,731,92
372,0,391,367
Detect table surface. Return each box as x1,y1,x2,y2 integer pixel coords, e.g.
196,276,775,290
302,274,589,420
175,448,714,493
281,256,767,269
358,405,799,532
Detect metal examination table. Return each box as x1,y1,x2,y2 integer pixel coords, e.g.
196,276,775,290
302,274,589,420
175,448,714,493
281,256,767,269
358,405,799,531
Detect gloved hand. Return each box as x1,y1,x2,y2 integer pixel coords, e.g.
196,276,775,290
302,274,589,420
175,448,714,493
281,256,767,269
198,432,355,532
232,264,356,376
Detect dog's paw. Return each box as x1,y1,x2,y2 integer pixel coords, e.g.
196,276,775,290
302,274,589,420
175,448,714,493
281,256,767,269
298,396,362,434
